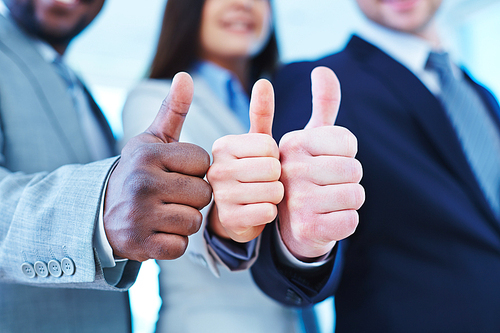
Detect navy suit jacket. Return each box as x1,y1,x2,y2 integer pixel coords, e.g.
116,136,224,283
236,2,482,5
251,35,500,332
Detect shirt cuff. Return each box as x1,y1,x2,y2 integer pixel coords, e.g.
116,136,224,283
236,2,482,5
93,159,127,268
274,221,332,269
204,228,257,270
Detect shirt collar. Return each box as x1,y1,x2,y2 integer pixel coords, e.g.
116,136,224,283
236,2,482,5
193,60,248,105
193,61,250,130
33,38,62,63
355,17,435,75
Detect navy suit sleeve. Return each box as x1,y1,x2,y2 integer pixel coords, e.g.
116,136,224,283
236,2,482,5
251,223,345,307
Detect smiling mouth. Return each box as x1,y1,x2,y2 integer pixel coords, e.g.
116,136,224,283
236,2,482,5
51,0,93,5
222,21,255,33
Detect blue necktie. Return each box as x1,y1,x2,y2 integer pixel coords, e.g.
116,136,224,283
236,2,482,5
426,52,500,218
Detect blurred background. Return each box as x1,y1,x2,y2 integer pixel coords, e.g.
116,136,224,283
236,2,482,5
64,0,500,332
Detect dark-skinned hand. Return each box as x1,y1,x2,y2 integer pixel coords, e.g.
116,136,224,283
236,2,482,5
104,72,212,262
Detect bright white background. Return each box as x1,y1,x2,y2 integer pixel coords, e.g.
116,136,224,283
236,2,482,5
65,1,500,332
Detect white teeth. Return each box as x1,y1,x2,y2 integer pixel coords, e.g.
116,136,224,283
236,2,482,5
228,22,250,31
54,0,78,4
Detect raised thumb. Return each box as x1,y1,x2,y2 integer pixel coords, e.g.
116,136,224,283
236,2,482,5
146,72,194,143
248,79,275,135
305,66,341,129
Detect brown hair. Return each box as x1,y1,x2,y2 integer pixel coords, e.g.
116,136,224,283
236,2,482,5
149,0,279,86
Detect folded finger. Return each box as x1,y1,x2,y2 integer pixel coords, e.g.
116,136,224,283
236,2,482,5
282,156,362,185
212,133,279,161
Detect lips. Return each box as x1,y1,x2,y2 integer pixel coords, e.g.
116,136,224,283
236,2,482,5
382,0,420,12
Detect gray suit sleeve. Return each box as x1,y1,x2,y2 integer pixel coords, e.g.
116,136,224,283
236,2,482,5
0,156,140,291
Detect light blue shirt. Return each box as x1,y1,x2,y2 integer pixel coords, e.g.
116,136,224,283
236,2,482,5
193,61,251,130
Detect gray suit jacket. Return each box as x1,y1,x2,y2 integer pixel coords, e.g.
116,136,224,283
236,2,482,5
0,15,139,332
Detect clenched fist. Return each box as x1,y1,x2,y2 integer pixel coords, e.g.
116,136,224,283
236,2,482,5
207,79,283,242
278,67,365,260
104,73,212,262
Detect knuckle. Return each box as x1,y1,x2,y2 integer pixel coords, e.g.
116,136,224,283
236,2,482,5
340,158,363,183
272,182,285,204
206,165,220,183
346,185,361,208
121,232,148,261
351,158,363,182
354,183,366,209
279,131,302,153
155,238,188,260
321,210,359,242
261,203,278,223
130,144,160,166
336,183,364,209
177,142,211,167
281,160,307,180
213,187,233,205
124,169,156,197
207,163,230,183
212,136,234,156
199,180,213,207
338,210,359,238
260,134,279,157
340,127,358,156
188,211,203,234
285,194,307,214
331,126,357,156
267,158,282,180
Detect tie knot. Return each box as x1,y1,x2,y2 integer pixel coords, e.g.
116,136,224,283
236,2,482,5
53,57,75,88
426,51,454,83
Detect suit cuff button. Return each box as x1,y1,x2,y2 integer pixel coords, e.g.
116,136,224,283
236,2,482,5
34,261,49,278
61,257,75,275
48,260,62,277
21,262,36,278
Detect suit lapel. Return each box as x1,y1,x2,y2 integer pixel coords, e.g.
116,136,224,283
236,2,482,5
347,36,497,221
192,73,247,136
0,15,92,163
81,84,117,156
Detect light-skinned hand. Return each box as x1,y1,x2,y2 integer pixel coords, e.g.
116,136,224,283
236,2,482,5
277,66,365,261
207,79,284,242
104,72,212,262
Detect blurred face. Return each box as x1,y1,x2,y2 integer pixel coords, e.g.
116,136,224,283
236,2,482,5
199,0,272,65
5,0,105,53
355,0,442,39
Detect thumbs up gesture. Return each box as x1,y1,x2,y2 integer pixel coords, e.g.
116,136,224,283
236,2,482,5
104,73,212,262
277,67,365,260
207,79,284,242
